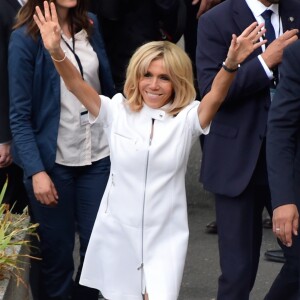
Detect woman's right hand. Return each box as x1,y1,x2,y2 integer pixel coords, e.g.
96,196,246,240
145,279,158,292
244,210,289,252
33,1,61,55
32,171,59,206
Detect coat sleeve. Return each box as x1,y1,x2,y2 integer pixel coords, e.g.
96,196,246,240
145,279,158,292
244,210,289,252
266,41,300,209
9,28,45,177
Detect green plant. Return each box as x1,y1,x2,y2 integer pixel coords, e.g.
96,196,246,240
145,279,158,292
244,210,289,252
0,176,39,285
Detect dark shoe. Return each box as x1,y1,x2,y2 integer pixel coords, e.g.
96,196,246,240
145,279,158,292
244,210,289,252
205,220,218,234
264,249,286,263
263,217,272,229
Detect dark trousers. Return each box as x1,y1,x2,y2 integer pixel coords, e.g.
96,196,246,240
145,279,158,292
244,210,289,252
24,157,110,300
215,183,272,300
264,225,300,300
0,163,28,213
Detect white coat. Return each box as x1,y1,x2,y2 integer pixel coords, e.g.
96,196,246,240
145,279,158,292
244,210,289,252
80,94,209,300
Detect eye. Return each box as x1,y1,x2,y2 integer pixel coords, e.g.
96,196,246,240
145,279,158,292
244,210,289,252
143,72,152,78
160,75,170,81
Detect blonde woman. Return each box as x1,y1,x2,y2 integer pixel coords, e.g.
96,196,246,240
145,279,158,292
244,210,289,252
33,2,266,299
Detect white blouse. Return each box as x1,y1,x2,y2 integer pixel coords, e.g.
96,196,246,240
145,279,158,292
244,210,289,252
55,30,109,166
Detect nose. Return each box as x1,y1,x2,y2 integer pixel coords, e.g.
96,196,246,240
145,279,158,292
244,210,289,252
149,77,159,89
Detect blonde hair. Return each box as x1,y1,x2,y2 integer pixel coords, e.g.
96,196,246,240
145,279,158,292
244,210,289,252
124,41,196,116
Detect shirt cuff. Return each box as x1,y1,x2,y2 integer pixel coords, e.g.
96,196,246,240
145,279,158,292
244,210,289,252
258,55,273,80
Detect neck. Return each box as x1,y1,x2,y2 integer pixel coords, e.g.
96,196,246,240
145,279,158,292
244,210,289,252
56,6,71,37
258,0,279,7
258,0,271,7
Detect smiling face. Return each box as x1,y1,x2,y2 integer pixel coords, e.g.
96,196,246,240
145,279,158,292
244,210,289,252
139,58,174,109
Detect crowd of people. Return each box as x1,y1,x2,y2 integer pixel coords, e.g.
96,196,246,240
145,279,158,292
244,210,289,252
0,0,299,299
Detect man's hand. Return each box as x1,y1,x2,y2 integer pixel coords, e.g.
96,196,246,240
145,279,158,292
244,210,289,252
32,171,59,206
192,0,222,18
273,204,299,247
261,29,299,69
0,144,13,168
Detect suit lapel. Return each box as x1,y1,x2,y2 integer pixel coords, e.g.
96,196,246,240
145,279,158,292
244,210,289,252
232,0,262,56
232,0,256,34
280,2,298,31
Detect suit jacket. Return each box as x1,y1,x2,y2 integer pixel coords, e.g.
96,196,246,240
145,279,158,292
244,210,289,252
197,0,300,197
0,0,21,143
8,13,115,178
90,0,182,92
267,40,300,210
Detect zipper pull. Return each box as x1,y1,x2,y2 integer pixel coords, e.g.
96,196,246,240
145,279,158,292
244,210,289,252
111,173,115,186
137,263,144,270
149,119,154,146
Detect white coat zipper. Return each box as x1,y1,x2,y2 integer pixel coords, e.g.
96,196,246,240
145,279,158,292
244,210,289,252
105,173,114,213
138,118,155,294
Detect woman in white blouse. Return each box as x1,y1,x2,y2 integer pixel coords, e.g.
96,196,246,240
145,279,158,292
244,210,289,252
8,0,115,299
33,2,266,299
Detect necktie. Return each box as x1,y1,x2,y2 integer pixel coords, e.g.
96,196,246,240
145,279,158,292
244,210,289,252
261,10,276,47
261,9,277,87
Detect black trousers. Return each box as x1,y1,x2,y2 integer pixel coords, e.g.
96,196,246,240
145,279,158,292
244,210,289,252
264,223,300,299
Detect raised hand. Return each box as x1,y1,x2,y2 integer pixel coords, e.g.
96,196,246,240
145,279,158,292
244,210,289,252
33,1,61,55
225,22,266,69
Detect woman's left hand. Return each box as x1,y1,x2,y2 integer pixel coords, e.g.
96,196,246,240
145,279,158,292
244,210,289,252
33,1,61,55
226,22,266,69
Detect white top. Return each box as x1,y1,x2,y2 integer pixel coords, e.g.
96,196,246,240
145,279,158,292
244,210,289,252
55,30,109,166
80,94,209,300
18,0,26,6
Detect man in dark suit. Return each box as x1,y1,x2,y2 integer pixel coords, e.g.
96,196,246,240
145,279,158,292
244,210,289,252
0,0,28,213
266,41,300,300
196,0,300,299
89,0,185,93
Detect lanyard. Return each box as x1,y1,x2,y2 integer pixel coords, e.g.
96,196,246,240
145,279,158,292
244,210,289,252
61,35,84,79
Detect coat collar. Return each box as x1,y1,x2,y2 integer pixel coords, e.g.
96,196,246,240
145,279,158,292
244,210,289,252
231,0,262,56
233,0,298,31
7,0,21,11
142,103,171,121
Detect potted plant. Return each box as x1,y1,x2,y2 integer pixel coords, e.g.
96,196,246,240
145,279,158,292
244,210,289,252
0,176,39,289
